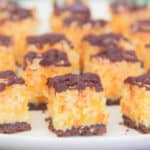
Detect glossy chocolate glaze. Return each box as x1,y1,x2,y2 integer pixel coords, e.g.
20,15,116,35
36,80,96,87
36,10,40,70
47,73,103,93
125,71,150,90
0,70,24,92
111,2,147,14
27,33,73,48
83,33,128,48
92,48,141,64
23,49,71,69
131,19,150,33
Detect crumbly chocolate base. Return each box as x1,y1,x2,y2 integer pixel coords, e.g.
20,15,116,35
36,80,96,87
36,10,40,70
123,115,150,134
28,103,47,111
106,98,120,105
48,118,106,137
0,122,31,134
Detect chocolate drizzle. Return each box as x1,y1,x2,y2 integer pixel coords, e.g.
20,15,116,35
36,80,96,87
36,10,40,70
63,16,108,28
0,1,33,23
92,48,141,63
23,49,71,69
39,49,71,67
0,35,12,46
47,73,103,93
111,2,147,14
83,33,128,48
131,19,150,33
27,33,73,48
0,70,24,92
125,71,150,90
54,0,91,19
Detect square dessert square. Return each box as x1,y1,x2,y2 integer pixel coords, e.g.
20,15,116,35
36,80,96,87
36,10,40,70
26,33,79,71
0,1,38,65
121,71,150,133
127,19,150,70
47,73,108,137
0,35,16,71
0,70,31,134
110,1,150,34
21,49,79,110
51,0,91,32
84,47,144,105
82,33,134,70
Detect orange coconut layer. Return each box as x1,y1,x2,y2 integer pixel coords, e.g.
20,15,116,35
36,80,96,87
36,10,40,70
121,84,150,127
84,58,144,102
48,87,108,130
0,84,30,124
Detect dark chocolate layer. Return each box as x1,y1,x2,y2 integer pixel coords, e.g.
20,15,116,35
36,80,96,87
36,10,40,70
23,49,71,69
111,2,147,14
0,70,24,92
0,35,12,46
48,117,106,137
27,33,73,48
131,19,150,33
47,73,103,93
28,103,47,111
0,122,31,134
83,33,128,48
63,16,108,28
123,115,150,134
91,48,141,63
54,0,91,19
125,71,150,90
106,98,120,105
0,1,33,22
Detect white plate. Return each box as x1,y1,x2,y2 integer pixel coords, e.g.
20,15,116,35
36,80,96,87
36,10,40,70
0,1,150,150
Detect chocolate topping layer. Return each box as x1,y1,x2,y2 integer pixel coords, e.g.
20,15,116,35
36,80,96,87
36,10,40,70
27,33,73,48
131,19,150,33
47,73,103,93
0,1,33,22
63,16,108,28
39,49,71,67
23,49,71,69
111,2,147,14
0,70,24,92
48,117,106,137
145,44,150,48
0,35,12,46
125,71,150,90
54,0,91,19
92,48,140,63
83,33,128,48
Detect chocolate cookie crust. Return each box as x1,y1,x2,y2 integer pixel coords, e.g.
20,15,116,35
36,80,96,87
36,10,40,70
83,33,128,48
123,115,150,133
106,98,120,105
47,73,103,93
27,33,73,48
91,48,141,63
0,122,31,134
125,71,150,90
48,117,106,137
111,2,147,14
28,103,47,111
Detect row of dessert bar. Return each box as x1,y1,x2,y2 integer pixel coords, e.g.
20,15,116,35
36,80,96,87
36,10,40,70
0,0,149,136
